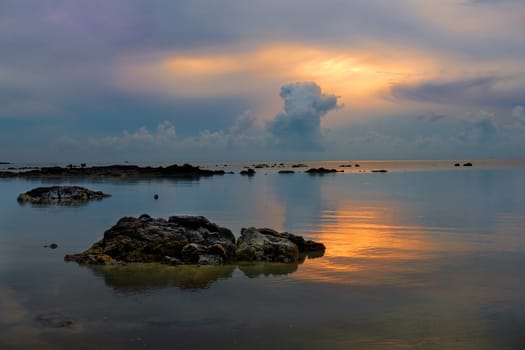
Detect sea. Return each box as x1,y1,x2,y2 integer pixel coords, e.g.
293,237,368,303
1,159,525,349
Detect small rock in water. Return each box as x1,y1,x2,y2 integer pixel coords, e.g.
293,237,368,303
154,194,159,200
240,168,256,176
50,243,58,249
17,186,110,205
35,312,73,328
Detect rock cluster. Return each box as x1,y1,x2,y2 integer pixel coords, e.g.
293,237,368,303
17,186,111,205
305,167,341,174
65,215,325,265
2,163,226,179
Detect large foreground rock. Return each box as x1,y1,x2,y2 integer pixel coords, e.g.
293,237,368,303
17,186,111,205
65,215,325,265
65,214,237,265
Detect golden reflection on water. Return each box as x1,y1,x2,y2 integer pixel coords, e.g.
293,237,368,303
294,203,465,286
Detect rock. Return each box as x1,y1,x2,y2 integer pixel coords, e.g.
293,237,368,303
371,169,388,173
163,256,182,265
463,162,473,167
292,164,309,168
65,214,236,265
305,167,340,174
154,194,159,200
45,243,58,249
9,163,225,179
354,164,360,167
35,312,73,328
278,170,295,174
0,171,16,178
340,164,352,167
17,186,111,205
454,163,460,167
255,228,326,254
236,227,299,263
240,168,256,176
65,215,325,266
254,164,269,169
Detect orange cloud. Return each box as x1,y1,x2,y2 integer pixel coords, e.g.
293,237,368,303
115,42,439,114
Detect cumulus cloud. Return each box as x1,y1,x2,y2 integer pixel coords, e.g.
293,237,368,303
267,82,341,151
230,110,257,136
512,105,524,123
89,120,176,150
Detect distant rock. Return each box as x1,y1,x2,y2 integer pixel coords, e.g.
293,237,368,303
65,215,325,266
278,170,295,174
463,162,473,167
240,168,256,176
305,167,341,174
292,164,309,168
371,169,388,173
454,163,460,167
17,186,111,205
340,164,352,168
8,163,225,179
0,171,16,178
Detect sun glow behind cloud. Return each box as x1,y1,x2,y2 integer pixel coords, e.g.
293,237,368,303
115,43,439,114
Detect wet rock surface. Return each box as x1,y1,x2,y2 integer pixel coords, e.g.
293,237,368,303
17,186,111,205
65,215,325,265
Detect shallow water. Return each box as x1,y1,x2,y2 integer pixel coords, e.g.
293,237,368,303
1,161,525,349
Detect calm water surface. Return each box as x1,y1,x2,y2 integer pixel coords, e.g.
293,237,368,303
1,161,525,349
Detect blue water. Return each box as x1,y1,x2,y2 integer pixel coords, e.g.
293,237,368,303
1,162,525,349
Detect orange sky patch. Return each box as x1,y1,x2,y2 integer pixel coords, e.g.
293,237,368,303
115,42,440,118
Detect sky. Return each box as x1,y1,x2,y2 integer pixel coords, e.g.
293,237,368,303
0,0,524,163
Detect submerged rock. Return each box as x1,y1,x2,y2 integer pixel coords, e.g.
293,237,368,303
35,312,73,328
65,215,325,266
17,186,111,205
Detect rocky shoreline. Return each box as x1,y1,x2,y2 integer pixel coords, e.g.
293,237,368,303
65,214,325,265
0,163,226,179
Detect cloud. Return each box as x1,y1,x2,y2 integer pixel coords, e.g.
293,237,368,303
267,82,341,151
391,76,525,108
89,120,176,150
512,105,524,123
229,110,257,136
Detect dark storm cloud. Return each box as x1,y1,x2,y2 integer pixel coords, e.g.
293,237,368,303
391,77,525,108
267,82,340,151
